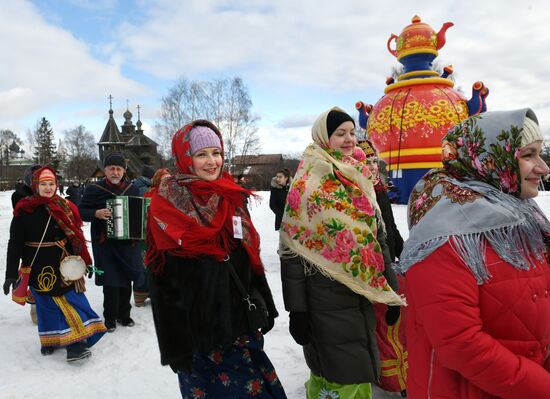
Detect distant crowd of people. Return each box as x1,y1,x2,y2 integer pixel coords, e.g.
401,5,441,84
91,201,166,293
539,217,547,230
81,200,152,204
4,106,550,398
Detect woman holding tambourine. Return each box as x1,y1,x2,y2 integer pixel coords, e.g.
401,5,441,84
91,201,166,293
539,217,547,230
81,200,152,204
3,166,106,362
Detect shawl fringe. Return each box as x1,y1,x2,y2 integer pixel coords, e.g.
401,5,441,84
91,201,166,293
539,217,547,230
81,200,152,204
398,191,548,284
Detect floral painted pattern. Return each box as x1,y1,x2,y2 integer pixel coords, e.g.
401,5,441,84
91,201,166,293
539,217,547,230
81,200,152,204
409,170,482,228
177,333,286,399
442,115,523,196
280,142,405,306
319,388,340,399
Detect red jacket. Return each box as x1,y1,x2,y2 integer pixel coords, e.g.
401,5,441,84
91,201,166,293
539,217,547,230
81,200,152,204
405,242,550,398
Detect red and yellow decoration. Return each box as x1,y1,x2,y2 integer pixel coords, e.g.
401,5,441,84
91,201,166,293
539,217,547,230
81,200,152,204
368,85,469,171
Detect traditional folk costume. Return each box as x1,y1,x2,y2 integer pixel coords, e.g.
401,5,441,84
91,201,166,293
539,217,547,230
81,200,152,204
357,141,408,395
279,108,404,399
5,166,106,361
147,120,286,398
400,110,550,398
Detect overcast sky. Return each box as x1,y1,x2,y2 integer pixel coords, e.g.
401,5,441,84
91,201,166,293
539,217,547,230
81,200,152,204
2,0,550,155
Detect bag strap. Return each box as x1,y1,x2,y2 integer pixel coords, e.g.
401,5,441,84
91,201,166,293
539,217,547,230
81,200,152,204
224,257,256,311
29,215,52,268
225,257,249,297
91,182,133,196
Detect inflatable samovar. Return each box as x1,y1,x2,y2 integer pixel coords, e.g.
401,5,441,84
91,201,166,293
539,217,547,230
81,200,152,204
357,15,488,203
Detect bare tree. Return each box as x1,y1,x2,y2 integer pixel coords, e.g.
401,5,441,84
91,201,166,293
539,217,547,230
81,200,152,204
155,76,261,164
62,125,98,181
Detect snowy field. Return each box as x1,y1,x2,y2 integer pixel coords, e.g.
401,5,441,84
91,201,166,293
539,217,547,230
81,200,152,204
1,190,550,399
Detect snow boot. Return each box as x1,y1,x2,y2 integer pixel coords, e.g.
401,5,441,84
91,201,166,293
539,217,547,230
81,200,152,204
117,317,135,327
66,342,91,362
105,319,117,333
40,346,55,356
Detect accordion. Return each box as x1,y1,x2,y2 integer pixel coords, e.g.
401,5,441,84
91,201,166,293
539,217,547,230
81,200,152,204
106,196,151,240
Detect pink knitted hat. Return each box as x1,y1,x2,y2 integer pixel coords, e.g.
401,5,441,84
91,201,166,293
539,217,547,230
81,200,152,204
189,125,222,154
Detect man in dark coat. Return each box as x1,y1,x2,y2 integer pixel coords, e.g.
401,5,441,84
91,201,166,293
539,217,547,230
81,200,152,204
78,152,144,332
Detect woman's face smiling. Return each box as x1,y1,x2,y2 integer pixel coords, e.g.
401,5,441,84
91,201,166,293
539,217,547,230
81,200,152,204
328,121,356,156
518,140,549,199
191,147,223,181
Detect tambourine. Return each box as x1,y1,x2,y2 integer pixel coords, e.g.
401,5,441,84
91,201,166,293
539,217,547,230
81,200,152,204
59,256,87,281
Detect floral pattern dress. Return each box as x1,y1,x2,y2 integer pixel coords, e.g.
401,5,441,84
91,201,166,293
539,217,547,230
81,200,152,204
177,332,286,399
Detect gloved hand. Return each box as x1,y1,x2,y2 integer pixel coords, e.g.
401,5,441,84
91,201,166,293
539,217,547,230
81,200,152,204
3,278,16,295
289,311,310,346
169,357,193,374
261,315,275,335
385,305,401,326
86,266,93,279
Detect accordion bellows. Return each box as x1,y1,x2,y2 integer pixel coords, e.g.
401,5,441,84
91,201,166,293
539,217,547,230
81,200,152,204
106,196,150,240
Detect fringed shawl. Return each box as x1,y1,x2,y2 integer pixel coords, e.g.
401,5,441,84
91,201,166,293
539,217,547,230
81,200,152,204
280,107,405,305
398,109,550,283
146,120,263,275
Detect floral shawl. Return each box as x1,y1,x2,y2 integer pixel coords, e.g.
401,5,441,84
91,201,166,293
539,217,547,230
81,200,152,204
397,109,550,283
280,107,405,305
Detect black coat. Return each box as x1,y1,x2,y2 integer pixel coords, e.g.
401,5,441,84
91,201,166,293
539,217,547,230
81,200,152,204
269,178,289,231
148,245,278,370
65,185,82,205
279,215,398,385
376,190,404,261
78,179,143,287
11,184,32,209
6,205,74,297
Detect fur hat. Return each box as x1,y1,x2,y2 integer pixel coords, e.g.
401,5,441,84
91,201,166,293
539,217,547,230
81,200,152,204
103,152,126,168
189,126,222,154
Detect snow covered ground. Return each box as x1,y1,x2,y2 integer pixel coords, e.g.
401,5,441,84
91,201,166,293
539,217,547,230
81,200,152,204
1,190,549,399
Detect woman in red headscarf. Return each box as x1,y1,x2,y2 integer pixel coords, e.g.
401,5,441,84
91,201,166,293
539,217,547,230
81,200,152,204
3,166,106,362
146,120,286,398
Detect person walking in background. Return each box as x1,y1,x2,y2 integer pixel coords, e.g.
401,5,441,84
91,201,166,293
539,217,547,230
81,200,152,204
269,168,291,231
78,152,144,332
399,109,550,398
279,107,404,399
356,141,407,397
11,165,42,209
148,168,170,194
133,165,155,196
132,165,155,307
65,181,82,205
146,120,286,398
358,141,404,264
3,166,106,362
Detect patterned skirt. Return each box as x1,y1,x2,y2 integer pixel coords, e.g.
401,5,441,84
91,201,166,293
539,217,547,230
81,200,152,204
32,288,107,348
178,332,287,399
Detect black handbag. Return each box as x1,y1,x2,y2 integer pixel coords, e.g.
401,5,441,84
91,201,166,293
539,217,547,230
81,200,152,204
226,259,269,331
